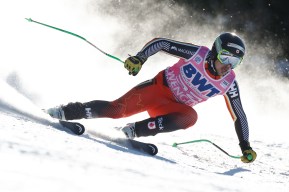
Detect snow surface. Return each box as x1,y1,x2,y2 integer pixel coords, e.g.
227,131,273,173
1,0,289,191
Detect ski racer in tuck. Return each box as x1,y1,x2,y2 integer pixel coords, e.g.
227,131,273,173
47,32,257,163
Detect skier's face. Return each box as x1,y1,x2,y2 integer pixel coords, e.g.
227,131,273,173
214,59,232,76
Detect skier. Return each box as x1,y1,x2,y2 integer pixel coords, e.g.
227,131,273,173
47,32,257,163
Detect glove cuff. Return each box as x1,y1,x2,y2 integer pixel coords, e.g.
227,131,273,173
136,52,147,64
239,140,252,152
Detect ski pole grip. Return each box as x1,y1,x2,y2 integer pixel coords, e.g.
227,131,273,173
247,154,253,161
172,143,178,147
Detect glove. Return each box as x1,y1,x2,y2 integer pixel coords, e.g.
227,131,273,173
241,149,257,163
239,141,257,163
124,56,144,76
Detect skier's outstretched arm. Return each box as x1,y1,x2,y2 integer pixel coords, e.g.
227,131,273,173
224,80,257,163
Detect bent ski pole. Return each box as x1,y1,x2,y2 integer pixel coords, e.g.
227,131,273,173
25,18,124,64
172,139,241,159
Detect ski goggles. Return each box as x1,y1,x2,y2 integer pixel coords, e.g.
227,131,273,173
217,49,243,69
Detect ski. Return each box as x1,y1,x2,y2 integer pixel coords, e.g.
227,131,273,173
59,120,85,135
128,139,158,156
58,120,158,155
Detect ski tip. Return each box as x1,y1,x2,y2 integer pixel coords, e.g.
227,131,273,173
127,140,158,156
76,124,85,135
147,144,158,156
59,120,85,135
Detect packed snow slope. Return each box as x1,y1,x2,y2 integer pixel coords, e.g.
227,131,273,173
1,0,289,191
0,80,289,192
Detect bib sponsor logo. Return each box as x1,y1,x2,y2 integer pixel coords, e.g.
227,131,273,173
166,69,202,106
221,80,230,88
194,55,202,64
182,63,221,97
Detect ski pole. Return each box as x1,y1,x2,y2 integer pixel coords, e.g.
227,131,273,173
172,139,241,159
25,18,124,64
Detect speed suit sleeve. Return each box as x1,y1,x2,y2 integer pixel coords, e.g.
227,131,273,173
224,80,251,151
136,38,200,61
